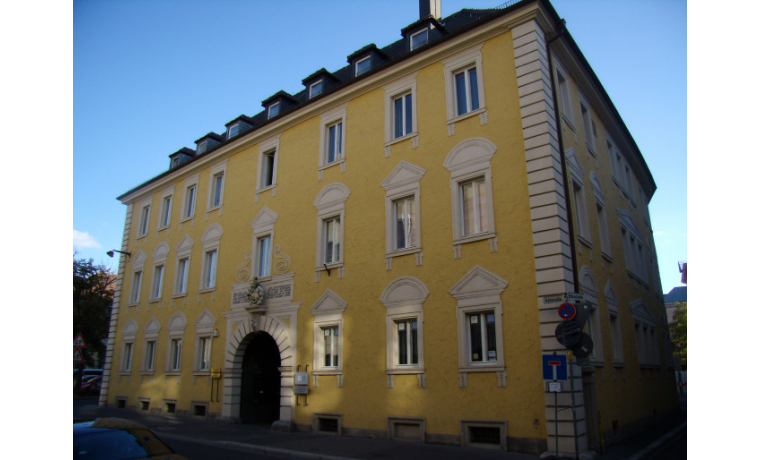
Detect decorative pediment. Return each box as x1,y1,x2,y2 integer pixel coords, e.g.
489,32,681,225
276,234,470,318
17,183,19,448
123,319,139,339
310,289,348,316
167,311,187,332
201,223,224,245
194,308,217,333
153,242,169,262
314,183,350,210
176,234,194,253
604,280,619,310
381,161,426,192
617,209,642,240
251,206,278,230
590,171,604,203
579,266,598,298
132,250,147,269
381,276,429,308
443,137,497,173
565,148,584,184
449,265,508,300
144,317,161,338
630,299,655,325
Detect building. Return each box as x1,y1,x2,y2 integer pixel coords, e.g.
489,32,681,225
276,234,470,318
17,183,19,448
664,285,686,394
101,0,678,455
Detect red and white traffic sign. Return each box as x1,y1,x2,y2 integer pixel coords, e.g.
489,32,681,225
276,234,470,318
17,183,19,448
558,303,577,320
73,348,85,363
74,333,87,348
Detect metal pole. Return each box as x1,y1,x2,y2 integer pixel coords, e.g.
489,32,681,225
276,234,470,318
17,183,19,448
555,387,559,457
569,355,579,460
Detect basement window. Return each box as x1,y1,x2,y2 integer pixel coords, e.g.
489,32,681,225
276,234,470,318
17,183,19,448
461,420,507,451
116,398,127,409
313,413,342,435
139,399,150,412
192,402,208,418
163,400,177,415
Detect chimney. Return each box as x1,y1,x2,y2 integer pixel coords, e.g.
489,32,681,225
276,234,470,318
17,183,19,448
420,0,441,19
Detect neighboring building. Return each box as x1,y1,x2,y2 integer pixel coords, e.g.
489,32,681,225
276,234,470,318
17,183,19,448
101,0,678,455
664,285,686,393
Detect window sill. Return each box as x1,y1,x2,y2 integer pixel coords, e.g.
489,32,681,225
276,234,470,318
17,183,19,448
601,252,613,263
313,369,343,376
454,231,496,246
586,144,596,157
172,293,187,300
141,371,155,376
459,364,505,373
561,113,576,131
447,107,486,125
157,225,169,232
590,359,605,367
165,370,181,376
126,301,139,308
193,370,211,377
385,132,418,148
613,361,626,368
319,158,345,171
180,216,195,223
198,287,217,295
206,205,222,214
577,235,593,249
625,270,650,288
257,184,276,194
136,234,148,240
316,262,343,272
148,297,161,303
386,247,421,258
386,367,425,375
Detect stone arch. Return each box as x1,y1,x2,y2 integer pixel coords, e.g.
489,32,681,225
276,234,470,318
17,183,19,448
443,137,497,173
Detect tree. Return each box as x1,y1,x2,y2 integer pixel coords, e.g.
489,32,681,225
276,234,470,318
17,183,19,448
73,257,115,369
669,301,687,369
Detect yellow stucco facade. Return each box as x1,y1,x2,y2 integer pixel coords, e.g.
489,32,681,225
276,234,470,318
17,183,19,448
103,0,677,455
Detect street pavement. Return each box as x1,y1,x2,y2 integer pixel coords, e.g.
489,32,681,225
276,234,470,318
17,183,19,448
73,394,686,460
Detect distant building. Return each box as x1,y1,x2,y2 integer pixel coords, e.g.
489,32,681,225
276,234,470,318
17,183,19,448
102,0,678,456
665,286,687,323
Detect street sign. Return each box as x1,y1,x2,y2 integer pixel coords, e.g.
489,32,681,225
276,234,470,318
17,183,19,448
73,348,84,363
555,321,582,348
566,293,585,302
549,382,562,393
571,333,594,359
73,333,87,348
558,303,577,320
542,354,568,381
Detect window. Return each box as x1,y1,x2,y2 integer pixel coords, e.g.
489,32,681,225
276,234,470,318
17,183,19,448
122,342,134,372
175,258,189,294
137,202,151,238
166,312,187,374
394,93,413,139
256,235,272,278
202,250,217,289
200,224,223,291
443,45,485,125
130,270,142,304
268,102,280,119
382,161,425,268
381,277,428,379
410,29,428,50
597,203,611,257
619,210,648,284
144,340,156,372
444,138,497,256
197,337,211,371
555,61,573,122
158,188,173,229
572,181,590,242
182,175,199,220
450,266,507,379
206,160,227,212
261,150,275,187
228,123,240,138
383,74,418,154
580,96,595,154
318,105,347,175
169,338,182,371
150,265,164,299
142,317,160,374
193,309,216,374
355,56,371,76
309,80,323,98
323,217,341,264
211,172,224,208
314,183,350,280
174,235,193,297
120,320,138,374
311,289,347,382
605,282,624,364
322,326,339,368
255,136,280,199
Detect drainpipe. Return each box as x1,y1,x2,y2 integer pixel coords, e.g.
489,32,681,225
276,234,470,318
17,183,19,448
546,19,579,293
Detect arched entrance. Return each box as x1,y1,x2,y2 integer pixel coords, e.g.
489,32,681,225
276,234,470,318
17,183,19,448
240,332,281,424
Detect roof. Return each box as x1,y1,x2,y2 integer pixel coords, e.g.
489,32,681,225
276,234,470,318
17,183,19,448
664,286,687,305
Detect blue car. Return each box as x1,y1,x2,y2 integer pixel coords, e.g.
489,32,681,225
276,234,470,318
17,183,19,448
74,418,186,459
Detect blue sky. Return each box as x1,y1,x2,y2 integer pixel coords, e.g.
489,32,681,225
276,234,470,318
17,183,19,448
70,0,686,292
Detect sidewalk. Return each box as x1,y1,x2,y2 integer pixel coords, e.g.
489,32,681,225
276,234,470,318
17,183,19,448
74,395,686,460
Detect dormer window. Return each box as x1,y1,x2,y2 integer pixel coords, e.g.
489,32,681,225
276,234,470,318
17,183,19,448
172,157,180,168
310,80,324,99
410,29,428,50
228,123,241,138
197,140,209,155
356,56,371,76
194,132,223,155
268,102,280,119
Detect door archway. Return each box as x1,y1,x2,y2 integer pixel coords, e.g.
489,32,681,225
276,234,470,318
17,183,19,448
240,331,281,424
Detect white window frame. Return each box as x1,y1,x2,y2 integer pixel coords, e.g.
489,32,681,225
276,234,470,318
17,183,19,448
149,243,169,302
381,277,428,377
227,122,242,138
136,199,151,238
618,210,648,285
158,186,174,230
566,148,591,247
579,268,604,364
193,309,216,375
442,45,486,126
383,73,418,151
129,270,143,305
631,299,658,367
142,317,161,375
199,224,223,293
318,104,347,177
181,174,199,222
313,183,350,280
206,160,227,213
579,93,596,156
590,172,612,260
355,56,371,76
554,60,574,127
309,80,323,99
256,135,280,199
165,312,187,375
605,282,624,365
250,206,278,281
410,28,428,50
268,101,280,119
173,235,193,297
444,138,497,256
311,289,347,381
450,266,508,377
120,320,138,375
381,161,425,268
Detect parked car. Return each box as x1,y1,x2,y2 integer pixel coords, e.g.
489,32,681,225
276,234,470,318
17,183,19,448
80,375,102,393
74,417,186,459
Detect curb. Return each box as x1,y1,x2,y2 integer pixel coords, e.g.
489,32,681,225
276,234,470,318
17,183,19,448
159,432,357,460
626,421,686,460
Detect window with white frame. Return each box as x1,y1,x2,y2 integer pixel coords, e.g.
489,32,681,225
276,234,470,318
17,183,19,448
443,45,485,124
444,138,497,255
251,206,278,280
268,101,280,119
555,61,574,123
318,105,347,174
174,235,193,296
579,95,595,155
166,312,187,374
194,308,216,374
120,320,138,374
200,224,222,292
182,175,199,221
410,29,428,50
130,270,143,304
142,317,160,374
158,187,174,230
311,289,347,380
383,74,418,152
227,122,241,138
381,277,428,377
618,210,648,284
136,201,151,238
355,56,371,76
149,243,168,302
605,282,624,364
632,300,658,367
256,136,280,196
207,160,227,211
566,149,591,245
381,161,425,267
590,172,612,259
450,266,507,377
309,80,323,98
314,183,350,280
579,267,604,364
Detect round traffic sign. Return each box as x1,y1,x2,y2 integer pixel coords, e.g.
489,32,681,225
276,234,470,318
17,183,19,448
554,321,582,348
571,333,594,359
558,303,577,320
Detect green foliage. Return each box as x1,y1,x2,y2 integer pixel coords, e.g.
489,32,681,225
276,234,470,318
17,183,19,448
669,301,687,369
73,257,115,367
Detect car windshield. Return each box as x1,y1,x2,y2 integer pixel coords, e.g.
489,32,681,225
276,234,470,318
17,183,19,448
74,428,173,459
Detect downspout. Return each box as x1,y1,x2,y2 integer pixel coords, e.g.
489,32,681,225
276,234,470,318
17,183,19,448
545,19,579,292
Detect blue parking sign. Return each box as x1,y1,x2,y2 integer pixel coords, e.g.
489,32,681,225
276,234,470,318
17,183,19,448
542,354,568,381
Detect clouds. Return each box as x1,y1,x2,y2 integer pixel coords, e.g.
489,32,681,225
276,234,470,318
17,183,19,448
73,229,101,250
